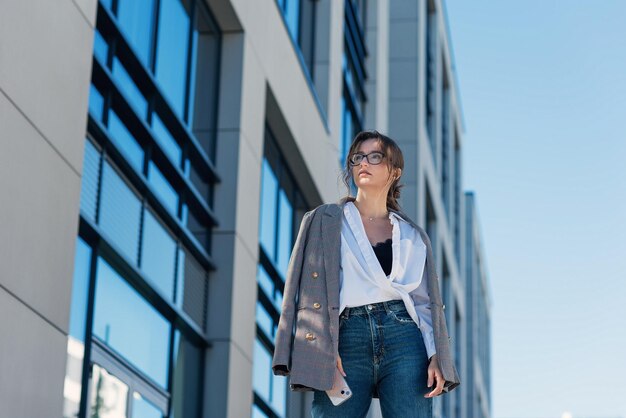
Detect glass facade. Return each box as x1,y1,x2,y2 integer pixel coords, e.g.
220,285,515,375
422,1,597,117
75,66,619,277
275,0,318,81
426,0,437,155
63,1,221,417
441,68,450,220
453,133,462,268
340,0,367,164
253,127,309,417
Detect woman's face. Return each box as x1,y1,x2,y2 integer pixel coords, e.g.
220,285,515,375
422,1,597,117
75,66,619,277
350,138,398,192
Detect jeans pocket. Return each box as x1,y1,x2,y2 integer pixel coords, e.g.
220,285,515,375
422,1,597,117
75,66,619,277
390,309,414,323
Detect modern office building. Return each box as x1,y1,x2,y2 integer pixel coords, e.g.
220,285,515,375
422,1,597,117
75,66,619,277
463,193,492,418
0,0,491,417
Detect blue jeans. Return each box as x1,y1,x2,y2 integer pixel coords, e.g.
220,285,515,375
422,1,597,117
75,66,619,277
311,300,432,418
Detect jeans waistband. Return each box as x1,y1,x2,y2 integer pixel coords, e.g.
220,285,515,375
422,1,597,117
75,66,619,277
342,299,406,319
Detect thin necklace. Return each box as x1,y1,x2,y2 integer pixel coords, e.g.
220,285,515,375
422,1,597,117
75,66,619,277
363,214,388,222
353,202,388,222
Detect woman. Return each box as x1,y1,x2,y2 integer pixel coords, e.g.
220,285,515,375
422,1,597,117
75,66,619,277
272,130,460,417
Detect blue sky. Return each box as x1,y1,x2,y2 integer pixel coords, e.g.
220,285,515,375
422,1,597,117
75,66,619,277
445,1,626,417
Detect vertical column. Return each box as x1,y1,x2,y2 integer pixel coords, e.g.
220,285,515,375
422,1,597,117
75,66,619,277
388,0,421,218
204,28,267,418
363,0,389,132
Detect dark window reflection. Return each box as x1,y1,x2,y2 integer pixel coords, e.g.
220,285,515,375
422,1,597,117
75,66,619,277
107,111,144,172
181,204,210,252
147,161,179,216
151,113,182,167
186,162,212,205
140,209,177,301
112,56,148,118
187,4,219,158
93,29,108,65
93,258,171,388
170,331,202,418
69,237,92,341
175,248,208,329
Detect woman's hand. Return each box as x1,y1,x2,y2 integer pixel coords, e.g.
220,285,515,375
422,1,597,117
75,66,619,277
337,355,347,377
424,354,444,398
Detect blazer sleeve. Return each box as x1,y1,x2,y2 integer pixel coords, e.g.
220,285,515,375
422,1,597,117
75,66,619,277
420,228,461,394
271,209,315,376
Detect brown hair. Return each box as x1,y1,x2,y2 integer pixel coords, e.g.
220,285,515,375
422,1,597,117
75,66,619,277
340,130,405,211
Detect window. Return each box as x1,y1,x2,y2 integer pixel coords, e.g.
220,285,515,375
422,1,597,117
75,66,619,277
93,257,171,388
275,0,318,79
140,209,178,300
62,237,92,418
79,136,211,326
64,1,220,416
253,127,309,417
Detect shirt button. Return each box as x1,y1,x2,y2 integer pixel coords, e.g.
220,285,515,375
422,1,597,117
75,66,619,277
311,272,319,279
305,332,316,341
443,304,446,310
313,302,321,309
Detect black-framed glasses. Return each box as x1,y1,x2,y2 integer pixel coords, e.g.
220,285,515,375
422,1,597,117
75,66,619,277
349,151,385,166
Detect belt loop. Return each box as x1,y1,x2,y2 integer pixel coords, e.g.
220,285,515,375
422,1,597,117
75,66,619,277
342,307,350,319
383,301,391,315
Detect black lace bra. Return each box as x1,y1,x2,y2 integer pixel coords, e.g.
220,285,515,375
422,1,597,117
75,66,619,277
371,238,392,276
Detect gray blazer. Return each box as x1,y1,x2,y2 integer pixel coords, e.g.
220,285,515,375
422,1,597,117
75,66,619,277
271,199,461,394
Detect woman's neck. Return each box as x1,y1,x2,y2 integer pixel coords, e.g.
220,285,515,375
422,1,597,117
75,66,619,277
353,191,388,219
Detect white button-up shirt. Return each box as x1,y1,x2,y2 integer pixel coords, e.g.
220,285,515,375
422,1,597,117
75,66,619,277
339,201,436,358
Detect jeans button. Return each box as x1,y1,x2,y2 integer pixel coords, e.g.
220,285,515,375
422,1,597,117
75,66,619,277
367,304,373,310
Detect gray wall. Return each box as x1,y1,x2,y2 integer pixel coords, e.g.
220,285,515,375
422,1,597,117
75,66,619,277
0,0,97,416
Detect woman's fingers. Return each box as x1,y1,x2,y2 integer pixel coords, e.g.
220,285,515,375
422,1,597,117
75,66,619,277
424,359,444,398
424,374,443,397
337,356,347,377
